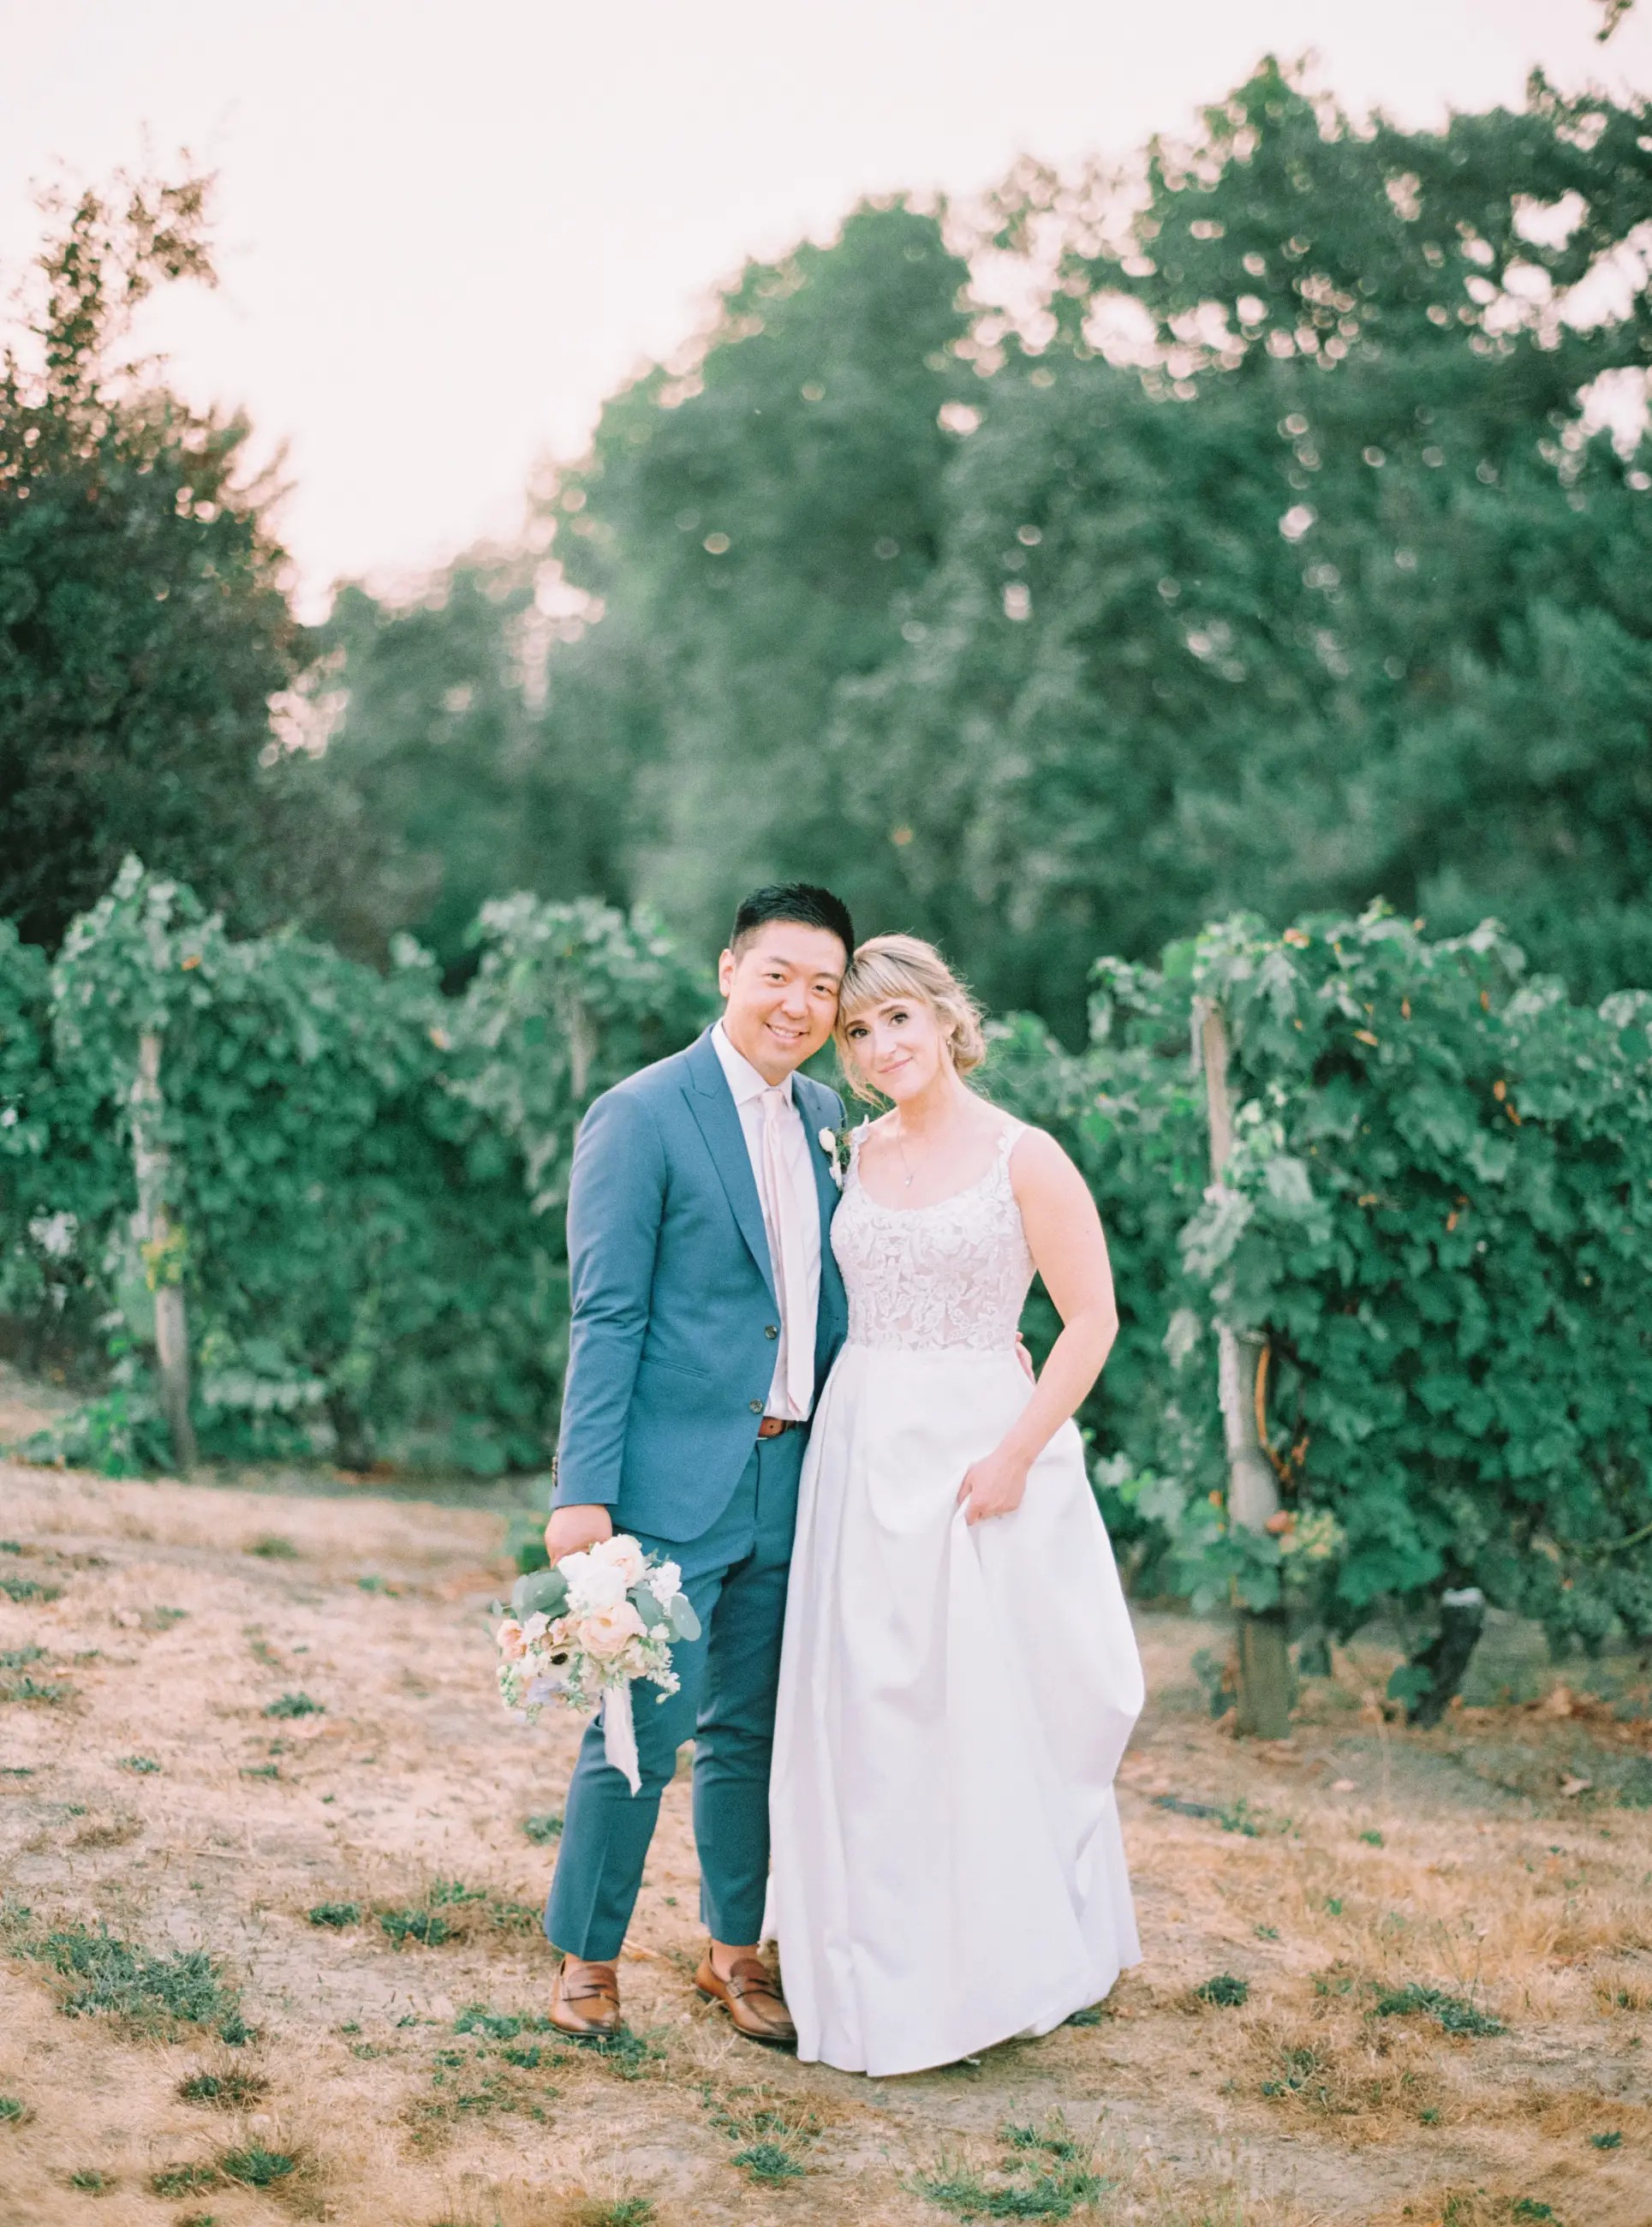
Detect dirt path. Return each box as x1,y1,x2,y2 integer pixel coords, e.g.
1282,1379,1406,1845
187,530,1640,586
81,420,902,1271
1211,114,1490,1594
0,1460,1647,2226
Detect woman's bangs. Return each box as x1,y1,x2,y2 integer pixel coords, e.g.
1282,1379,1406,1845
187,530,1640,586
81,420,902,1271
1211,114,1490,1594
838,952,929,1024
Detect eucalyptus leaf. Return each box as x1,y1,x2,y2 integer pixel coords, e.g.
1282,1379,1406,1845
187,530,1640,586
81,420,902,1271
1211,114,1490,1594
511,1567,570,1621
668,1593,701,1643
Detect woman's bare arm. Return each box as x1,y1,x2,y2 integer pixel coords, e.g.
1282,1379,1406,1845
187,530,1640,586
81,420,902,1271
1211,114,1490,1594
957,1127,1118,1524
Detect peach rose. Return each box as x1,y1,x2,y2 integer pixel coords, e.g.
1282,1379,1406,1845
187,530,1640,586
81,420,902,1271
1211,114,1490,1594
577,1600,647,1660
496,1617,528,1663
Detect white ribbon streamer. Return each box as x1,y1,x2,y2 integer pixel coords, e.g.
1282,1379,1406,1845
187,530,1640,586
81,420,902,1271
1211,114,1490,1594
602,1683,641,1795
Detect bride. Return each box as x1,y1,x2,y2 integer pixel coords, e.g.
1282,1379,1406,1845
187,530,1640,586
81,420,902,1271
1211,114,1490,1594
769,933,1143,2077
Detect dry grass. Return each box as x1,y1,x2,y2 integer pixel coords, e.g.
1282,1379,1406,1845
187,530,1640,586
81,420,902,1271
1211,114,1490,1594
0,1451,1648,2226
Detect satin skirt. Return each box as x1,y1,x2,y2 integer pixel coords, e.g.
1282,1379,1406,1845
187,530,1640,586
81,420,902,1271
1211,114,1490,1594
768,1342,1144,2077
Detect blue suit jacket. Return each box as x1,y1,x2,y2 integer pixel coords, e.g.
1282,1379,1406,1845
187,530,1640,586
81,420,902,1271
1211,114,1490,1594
552,1027,849,1543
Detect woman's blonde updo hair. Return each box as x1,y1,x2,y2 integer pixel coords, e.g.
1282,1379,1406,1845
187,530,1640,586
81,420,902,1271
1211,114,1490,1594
835,933,988,1102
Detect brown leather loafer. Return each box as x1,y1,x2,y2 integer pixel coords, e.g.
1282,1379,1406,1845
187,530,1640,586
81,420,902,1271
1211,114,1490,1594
549,1955,622,2039
695,1952,796,2046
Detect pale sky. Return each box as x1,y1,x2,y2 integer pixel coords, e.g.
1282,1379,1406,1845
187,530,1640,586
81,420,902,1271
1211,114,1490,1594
3,0,1648,613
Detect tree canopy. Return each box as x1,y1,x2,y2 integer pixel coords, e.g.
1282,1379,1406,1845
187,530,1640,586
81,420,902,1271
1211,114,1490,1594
0,174,334,948
8,65,1649,1033
316,62,1652,1027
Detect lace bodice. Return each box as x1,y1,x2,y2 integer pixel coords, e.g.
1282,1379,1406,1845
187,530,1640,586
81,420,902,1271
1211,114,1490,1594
833,1120,1035,1353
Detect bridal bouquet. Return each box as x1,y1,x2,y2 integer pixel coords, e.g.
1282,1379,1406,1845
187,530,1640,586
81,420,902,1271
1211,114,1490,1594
496,1535,700,1793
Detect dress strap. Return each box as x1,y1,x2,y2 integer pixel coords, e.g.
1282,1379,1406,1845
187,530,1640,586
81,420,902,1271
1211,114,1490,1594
993,1117,1029,1182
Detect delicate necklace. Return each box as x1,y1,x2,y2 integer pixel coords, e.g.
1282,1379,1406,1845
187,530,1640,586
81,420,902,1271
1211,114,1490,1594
894,1124,921,1190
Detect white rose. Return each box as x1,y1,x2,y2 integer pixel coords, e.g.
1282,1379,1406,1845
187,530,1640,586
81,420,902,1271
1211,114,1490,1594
520,1611,551,1645
561,1554,628,1615
589,1533,647,1587
578,1600,647,1660
645,1559,683,1608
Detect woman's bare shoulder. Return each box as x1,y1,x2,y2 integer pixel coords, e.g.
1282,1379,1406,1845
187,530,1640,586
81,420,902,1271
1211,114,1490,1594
1005,1120,1085,1194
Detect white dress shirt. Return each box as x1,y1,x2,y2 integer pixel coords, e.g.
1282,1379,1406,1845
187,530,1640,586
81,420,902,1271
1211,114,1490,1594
712,1020,821,1418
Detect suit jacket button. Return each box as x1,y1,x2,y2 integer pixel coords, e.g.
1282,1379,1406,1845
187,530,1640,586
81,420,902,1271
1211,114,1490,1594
765,1324,778,1340
748,1399,763,1413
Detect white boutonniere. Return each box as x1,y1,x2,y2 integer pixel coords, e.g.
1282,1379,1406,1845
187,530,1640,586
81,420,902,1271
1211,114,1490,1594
818,1126,851,1189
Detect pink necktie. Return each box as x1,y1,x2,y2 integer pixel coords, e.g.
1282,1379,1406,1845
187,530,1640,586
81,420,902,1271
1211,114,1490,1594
760,1087,813,1418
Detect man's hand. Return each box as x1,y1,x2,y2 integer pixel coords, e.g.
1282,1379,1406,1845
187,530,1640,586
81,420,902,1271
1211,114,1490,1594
544,1502,615,1564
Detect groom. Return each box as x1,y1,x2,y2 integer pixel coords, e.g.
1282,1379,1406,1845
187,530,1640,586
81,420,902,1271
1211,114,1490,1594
540,881,855,2045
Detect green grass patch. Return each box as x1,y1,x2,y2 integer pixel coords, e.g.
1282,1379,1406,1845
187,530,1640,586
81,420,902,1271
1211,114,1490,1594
1261,2043,1333,2103
427,1876,486,1906
0,1646,46,1669
177,2068,267,2108
576,2026,663,2077
913,2164,1106,2219
731,2143,804,2183
116,1754,161,1773
246,1535,298,1560
913,2117,1107,2220
0,1675,69,1703
307,1901,361,1928
379,1908,453,1948
0,1576,61,1603
1001,2123,1082,2160
1373,1984,1506,2038
151,2162,221,2195
1195,1973,1250,2008
68,2168,113,2191
450,1999,659,2075
263,1692,322,1718
32,1922,248,2042
522,1811,563,1844
1153,1792,1268,1837
1592,2130,1624,2149
707,2089,820,2182
1359,1829,1384,1846
455,2003,553,2041
0,2095,24,2123
219,2145,299,2187
240,1763,280,1779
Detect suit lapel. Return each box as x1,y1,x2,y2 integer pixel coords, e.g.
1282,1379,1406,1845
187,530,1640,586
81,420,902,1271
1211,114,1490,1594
794,1074,842,1251
683,1030,778,1307
795,1075,848,1376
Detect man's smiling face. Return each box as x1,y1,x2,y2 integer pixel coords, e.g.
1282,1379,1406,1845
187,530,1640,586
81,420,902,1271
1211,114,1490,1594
719,921,847,1085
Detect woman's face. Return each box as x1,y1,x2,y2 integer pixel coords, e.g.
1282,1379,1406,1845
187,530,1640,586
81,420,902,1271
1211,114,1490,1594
842,992,950,1103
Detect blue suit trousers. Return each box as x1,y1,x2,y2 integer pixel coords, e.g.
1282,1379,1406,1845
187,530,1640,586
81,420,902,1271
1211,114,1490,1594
543,1425,804,1962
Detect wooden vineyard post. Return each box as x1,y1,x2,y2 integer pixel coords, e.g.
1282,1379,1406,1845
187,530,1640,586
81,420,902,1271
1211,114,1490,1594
564,995,596,1105
131,1029,197,1473
1196,997,1294,1739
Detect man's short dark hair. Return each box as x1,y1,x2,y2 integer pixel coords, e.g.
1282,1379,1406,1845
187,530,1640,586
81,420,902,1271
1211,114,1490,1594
730,883,855,963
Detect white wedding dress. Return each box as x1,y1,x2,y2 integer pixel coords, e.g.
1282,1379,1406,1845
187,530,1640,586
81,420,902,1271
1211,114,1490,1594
769,1120,1143,2076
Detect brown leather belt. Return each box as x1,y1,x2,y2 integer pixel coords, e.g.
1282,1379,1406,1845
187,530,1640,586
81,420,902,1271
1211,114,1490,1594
756,1416,800,1439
